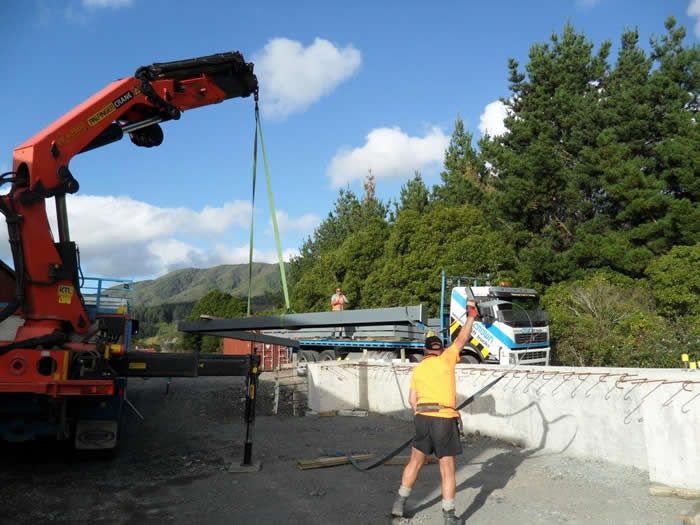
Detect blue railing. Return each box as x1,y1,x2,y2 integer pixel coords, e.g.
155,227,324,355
81,276,134,318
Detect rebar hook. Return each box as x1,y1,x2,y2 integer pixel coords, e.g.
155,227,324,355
585,374,609,398
570,373,592,398
523,371,543,394
681,392,699,414
604,374,629,400
624,383,662,424
662,382,692,407
551,372,575,395
535,373,555,395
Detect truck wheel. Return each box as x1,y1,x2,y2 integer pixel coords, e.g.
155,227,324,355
319,350,337,361
409,354,424,363
298,350,319,363
460,354,479,364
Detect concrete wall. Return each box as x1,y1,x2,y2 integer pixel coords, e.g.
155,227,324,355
308,361,700,492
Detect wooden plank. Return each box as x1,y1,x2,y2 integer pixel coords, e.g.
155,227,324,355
296,454,374,470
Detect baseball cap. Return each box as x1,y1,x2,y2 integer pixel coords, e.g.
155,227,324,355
424,335,444,350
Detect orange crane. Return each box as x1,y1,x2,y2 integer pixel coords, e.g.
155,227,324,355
0,52,271,453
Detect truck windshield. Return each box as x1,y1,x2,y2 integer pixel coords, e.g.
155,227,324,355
496,296,539,312
493,295,548,327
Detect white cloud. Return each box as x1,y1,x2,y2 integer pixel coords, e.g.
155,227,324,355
0,194,301,277
63,195,253,276
82,0,133,8
210,244,297,265
269,210,320,236
688,0,700,38
144,241,295,275
479,100,508,137
61,195,251,249
327,126,449,187
254,37,362,118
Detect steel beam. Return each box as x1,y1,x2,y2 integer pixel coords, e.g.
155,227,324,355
111,352,250,377
261,325,425,340
190,331,300,348
178,305,426,334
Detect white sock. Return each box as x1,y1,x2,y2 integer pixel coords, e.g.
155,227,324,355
398,485,412,498
442,499,455,512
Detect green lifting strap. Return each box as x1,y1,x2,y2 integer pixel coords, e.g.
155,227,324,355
247,100,291,315
257,108,291,311
246,104,259,316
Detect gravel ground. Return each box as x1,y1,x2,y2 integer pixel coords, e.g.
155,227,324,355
0,376,694,524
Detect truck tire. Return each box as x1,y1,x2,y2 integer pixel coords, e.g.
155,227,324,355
298,350,319,363
319,349,337,361
460,353,479,364
409,353,424,363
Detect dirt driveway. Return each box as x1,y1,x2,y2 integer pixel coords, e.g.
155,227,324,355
0,376,693,524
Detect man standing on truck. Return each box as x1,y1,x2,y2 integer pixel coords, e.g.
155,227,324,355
331,287,349,311
331,287,350,337
391,300,479,525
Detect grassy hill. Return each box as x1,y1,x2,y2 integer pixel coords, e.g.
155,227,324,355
131,262,284,307
129,263,285,341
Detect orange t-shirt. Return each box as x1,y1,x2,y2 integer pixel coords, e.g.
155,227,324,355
409,342,459,419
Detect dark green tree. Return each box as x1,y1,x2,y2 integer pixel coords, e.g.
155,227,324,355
432,118,488,207
480,19,699,284
646,243,700,319
290,176,389,312
572,20,700,277
184,290,246,353
363,204,518,315
482,23,610,231
397,172,430,214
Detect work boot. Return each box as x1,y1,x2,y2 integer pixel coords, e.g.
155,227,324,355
443,508,459,525
391,495,407,518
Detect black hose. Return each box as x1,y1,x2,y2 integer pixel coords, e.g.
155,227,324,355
345,374,507,472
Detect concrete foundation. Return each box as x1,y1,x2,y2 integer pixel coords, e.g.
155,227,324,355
308,362,700,492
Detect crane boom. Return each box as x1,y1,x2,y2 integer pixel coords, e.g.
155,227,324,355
3,51,258,341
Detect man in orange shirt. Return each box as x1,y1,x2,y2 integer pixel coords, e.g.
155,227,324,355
331,287,349,311
392,300,479,525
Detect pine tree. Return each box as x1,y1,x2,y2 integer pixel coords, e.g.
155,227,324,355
398,172,430,214
433,118,487,207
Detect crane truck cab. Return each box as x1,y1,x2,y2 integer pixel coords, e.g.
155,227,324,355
449,285,550,366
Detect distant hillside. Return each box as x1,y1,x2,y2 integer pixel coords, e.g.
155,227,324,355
131,263,284,307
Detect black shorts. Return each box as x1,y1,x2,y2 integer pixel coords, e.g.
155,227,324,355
412,414,462,458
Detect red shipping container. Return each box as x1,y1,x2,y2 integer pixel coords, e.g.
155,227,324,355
222,336,290,371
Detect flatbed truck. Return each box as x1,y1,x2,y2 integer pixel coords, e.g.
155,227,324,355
259,272,551,366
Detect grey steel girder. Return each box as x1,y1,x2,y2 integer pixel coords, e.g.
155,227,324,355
178,305,426,334
191,330,300,348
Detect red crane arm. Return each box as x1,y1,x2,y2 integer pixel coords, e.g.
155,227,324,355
3,52,258,340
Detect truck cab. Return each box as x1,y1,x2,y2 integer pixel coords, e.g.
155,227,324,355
445,278,550,366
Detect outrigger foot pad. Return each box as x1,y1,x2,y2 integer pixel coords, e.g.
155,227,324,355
228,461,262,473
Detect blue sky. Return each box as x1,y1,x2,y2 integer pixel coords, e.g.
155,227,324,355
1,0,698,280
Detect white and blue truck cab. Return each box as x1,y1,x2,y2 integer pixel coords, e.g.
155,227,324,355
446,281,550,366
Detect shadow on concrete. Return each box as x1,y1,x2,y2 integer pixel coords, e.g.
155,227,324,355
359,361,368,411
408,398,577,523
